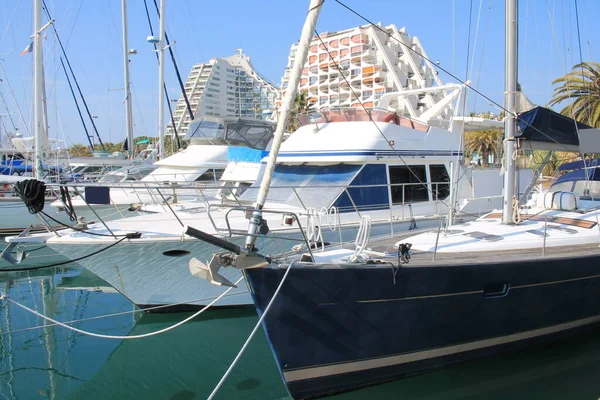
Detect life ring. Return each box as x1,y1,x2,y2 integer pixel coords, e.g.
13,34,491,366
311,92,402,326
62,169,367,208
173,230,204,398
382,113,400,125
0,183,9,197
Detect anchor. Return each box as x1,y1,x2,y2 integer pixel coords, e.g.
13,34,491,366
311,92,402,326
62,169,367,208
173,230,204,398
1,226,33,265
184,226,271,287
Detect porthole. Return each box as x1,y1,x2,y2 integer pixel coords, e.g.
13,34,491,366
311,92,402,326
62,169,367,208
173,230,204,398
162,249,191,257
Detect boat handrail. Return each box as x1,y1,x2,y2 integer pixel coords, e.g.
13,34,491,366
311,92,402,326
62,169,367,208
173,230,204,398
296,107,429,132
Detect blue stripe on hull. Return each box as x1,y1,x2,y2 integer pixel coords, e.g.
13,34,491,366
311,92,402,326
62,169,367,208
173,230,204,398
245,255,600,399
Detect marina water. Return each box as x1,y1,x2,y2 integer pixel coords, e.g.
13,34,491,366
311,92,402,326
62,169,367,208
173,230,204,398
1,263,599,399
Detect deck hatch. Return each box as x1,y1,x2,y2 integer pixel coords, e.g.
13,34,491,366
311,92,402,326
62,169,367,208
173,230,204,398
546,224,578,234
463,231,503,241
525,229,549,237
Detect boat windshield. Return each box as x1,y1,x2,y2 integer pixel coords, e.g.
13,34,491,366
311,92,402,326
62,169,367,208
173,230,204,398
184,118,275,149
296,108,429,132
239,164,361,209
185,120,225,141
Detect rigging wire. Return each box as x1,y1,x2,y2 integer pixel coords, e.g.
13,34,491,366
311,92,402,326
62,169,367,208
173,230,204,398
545,0,568,75
0,2,18,45
573,0,592,125
41,0,107,151
312,30,457,214
0,63,31,135
152,0,194,125
334,0,581,153
452,0,456,75
473,0,494,112
142,0,182,151
468,0,484,83
523,0,530,76
464,0,474,81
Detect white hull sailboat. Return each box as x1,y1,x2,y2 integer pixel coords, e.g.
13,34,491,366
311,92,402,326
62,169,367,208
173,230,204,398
5,0,534,308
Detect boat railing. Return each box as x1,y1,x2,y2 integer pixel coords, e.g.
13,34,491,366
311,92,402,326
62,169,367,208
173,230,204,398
296,107,429,132
30,179,474,246
42,179,454,219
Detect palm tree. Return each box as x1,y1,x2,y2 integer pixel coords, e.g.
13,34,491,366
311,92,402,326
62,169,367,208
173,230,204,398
464,129,503,167
68,143,92,157
285,92,313,132
548,61,600,127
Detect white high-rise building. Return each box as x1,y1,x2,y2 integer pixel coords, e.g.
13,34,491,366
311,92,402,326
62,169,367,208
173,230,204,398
279,24,444,118
168,50,278,137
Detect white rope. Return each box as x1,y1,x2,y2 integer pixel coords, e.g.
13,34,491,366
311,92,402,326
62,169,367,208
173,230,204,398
512,196,521,224
0,290,248,336
324,206,338,231
351,215,371,262
306,207,316,241
314,209,324,251
0,277,243,340
207,262,293,400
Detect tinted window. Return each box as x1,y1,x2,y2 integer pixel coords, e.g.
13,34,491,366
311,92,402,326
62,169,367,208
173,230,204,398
389,165,428,204
195,169,225,182
430,164,450,200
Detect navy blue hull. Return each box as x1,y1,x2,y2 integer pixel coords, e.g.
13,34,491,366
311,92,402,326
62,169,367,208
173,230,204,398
245,254,600,399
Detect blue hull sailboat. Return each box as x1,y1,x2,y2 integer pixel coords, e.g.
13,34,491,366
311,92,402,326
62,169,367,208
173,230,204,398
187,0,600,398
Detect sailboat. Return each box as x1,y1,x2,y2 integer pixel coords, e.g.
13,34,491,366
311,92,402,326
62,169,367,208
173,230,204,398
3,0,535,307
185,0,600,398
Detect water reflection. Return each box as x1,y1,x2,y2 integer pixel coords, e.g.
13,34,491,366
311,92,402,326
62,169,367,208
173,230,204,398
0,266,137,399
1,266,600,399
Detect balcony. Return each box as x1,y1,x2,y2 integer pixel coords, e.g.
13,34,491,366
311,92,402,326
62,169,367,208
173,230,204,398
361,48,377,64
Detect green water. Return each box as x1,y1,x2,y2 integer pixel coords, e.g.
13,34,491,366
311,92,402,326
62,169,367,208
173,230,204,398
1,266,600,400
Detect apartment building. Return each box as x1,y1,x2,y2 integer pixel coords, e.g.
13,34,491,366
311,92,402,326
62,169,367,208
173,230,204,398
279,24,444,118
168,50,278,137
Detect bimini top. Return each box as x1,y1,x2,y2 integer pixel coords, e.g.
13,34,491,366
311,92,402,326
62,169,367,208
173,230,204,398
517,106,594,152
184,116,275,150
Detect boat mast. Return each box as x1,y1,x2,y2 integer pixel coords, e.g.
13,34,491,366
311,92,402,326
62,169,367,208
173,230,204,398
502,0,518,224
157,0,166,160
33,0,44,179
122,0,134,159
245,0,324,250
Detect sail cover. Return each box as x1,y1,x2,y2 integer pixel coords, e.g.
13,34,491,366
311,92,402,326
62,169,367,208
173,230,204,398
516,106,599,152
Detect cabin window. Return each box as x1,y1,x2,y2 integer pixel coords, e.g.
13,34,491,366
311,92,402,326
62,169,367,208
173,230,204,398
195,169,225,182
389,165,428,204
240,164,361,210
333,164,389,212
429,164,450,200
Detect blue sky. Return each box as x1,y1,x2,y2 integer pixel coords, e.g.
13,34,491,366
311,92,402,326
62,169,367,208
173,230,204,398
0,0,597,147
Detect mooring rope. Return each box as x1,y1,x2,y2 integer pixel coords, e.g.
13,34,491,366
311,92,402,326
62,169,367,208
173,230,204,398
0,289,250,336
207,263,293,400
0,276,243,340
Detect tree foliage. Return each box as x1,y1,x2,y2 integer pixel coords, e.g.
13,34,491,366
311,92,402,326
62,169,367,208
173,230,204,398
464,129,503,167
548,61,600,128
285,92,314,132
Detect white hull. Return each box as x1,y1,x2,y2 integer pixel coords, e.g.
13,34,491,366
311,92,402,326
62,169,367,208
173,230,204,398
45,213,445,309
0,197,73,235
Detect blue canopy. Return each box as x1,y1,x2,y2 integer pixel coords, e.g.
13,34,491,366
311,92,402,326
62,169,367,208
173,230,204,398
555,168,600,184
558,158,600,172
517,106,593,151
